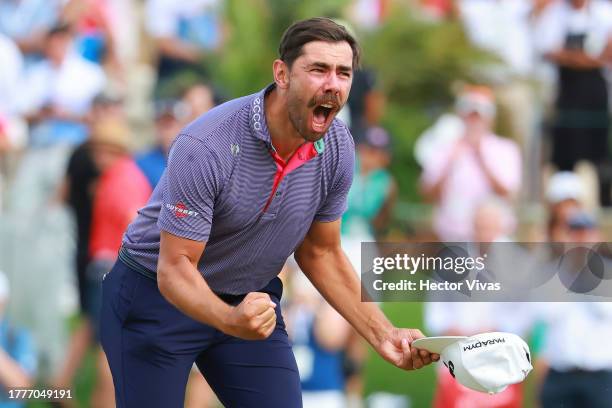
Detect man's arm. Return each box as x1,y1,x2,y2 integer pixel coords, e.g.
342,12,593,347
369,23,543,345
294,219,438,370
545,49,604,69
158,230,278,340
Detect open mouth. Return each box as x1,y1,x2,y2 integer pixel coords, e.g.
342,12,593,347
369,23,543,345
312,103,336,133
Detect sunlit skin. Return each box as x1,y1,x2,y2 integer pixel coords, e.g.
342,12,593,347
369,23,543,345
265,41,354,160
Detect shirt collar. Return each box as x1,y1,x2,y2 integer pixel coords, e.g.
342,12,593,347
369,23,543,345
249,83,275,146
249,83,325,155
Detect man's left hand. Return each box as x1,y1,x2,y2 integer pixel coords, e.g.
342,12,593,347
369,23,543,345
376,328,439,370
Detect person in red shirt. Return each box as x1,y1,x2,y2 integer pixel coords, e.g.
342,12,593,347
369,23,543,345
86,117,151,408
89,120,152,261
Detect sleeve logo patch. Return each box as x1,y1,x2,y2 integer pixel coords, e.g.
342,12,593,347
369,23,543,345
165,202,199,218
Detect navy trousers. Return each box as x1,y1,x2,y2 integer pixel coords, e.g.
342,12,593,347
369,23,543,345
100,259,302,407
540,368,612,408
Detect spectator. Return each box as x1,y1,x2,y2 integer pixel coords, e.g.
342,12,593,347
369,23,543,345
472,196,516,243
136,83,216,189
19,23,106,147
145,0,225,92
535,212,612,408
181,82,216,123
61,0,124,82
0,0,63,60
340,126,395,407
342,126,396,275
457,0,538,200
135,99,188,189
287,272,351,408
342,126,396,243
425,197,528,408
87,117,151,407
458,0,534,81
533,0,612,206
545,171,584,242
0,271,37,408
344,68,386,143
419,85,521,241
50,93,125,396
85,90,126,124
4,30,108,347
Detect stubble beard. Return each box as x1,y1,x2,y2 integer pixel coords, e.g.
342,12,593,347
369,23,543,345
287,92,322,142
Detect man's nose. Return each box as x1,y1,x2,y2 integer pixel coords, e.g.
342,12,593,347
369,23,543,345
322,72,341,95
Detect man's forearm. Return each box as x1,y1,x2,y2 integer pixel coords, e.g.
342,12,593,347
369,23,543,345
157,256,232,329
546,50,603,69
295,247,393,348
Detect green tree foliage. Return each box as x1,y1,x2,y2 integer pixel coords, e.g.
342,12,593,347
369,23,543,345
211,0,350,97
208,0,274,96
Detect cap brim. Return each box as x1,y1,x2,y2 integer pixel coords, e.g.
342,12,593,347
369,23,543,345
411,336,467,354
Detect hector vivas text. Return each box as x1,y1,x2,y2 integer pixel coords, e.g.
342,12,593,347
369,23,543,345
370,253,501,293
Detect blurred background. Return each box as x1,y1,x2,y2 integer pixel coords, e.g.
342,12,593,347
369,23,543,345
1,0,612,407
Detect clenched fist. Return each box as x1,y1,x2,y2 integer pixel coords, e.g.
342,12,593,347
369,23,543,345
222,292,277,340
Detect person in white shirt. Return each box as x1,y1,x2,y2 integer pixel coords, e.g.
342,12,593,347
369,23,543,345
532,0,612,206
0,0,63,59
535,211,612,408
19,23,106,148
145,0,224,90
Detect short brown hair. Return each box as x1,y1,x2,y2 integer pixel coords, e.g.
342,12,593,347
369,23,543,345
279,17,361,70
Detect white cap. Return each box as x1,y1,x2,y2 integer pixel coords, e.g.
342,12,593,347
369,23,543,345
413,332,532,394
546,171,583,204
0,270,9,301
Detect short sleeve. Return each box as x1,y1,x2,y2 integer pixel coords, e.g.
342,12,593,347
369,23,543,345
531,3,566,56
157,135,223,241
314,135,355,222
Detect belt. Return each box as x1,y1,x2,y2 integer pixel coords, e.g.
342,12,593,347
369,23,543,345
118,247,283,304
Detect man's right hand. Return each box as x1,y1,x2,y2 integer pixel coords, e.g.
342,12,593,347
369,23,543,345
222,292,277,340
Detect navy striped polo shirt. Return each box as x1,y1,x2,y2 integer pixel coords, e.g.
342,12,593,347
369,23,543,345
121,84,355,295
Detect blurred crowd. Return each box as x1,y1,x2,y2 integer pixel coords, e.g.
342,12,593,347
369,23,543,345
0,0,612,407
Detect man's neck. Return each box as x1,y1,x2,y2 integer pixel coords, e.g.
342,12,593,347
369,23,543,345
264,87,306,162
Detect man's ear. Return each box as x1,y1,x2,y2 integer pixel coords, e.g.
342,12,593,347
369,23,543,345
273,59,290,90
